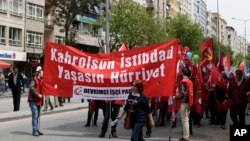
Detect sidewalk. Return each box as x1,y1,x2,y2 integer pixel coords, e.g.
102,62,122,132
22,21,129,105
0,89,88,122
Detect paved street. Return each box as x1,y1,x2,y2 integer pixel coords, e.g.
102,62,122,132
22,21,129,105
0,91,249,141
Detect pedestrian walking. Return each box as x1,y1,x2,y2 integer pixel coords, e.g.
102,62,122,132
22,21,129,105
118,80,155,141
27,67,44,136
8,67,24,111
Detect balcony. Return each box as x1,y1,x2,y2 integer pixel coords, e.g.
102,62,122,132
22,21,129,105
146,0,154,9
44,15,54,30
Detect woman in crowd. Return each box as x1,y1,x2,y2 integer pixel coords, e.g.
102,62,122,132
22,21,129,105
118,80,154,141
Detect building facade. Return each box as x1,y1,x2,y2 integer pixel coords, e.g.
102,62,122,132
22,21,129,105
0,0,45,76
192,0,207,35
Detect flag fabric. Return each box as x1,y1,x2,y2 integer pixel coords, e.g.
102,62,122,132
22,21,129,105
199,38,215,64
210,64,225,89
238,61,245,71
43,40,180,100
222,54,231,72
193,64,203,115
118,43,128,51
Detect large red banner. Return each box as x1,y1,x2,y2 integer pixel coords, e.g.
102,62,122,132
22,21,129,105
43,40,179,100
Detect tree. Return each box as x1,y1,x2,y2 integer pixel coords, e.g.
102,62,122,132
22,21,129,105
232,53,244,66
46,0,100,45
104,0,167,51
165,15,204,54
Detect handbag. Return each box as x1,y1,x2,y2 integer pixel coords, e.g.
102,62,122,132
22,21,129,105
124,96,138,130
124,112,131,130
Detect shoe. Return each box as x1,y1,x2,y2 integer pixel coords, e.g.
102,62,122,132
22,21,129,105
111,132,118,138
55,105,58,108
93,123,98,127
99,132,105,138
32,131,39,136
43,109,47,112
38,131,43,135
85,124,90,127
144,134,151,138
50,107,54,111
179,137,189,141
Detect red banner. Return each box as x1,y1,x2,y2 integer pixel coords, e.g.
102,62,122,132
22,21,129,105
43,40,179,100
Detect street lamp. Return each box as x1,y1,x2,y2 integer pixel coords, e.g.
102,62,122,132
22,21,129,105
232,17,250,57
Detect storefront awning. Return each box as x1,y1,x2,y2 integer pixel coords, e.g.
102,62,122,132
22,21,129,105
0,60,11,69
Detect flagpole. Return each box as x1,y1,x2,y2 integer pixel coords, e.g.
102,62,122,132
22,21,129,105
217,0,220,67
105,0,112,139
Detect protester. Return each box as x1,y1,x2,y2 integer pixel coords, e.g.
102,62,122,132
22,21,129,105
228,69,248,125
99,99,123,138
27,67,44,136
214,72,229,129
8,67,24,111
118,80,155,141
43,95,54,111
174,67,193,141
85,100,104,127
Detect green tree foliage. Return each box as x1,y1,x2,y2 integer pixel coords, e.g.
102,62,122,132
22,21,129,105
106,0,167,51
165,15,204,54
46,0,99,45
232,53,244,66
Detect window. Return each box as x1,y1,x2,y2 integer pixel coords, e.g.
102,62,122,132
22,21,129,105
27,3,43,21
0,25,6,44
55,36,65,44
9,27,21,46
26,31,42,48
9,0,22,16
78,22,90,35
0,0,7,13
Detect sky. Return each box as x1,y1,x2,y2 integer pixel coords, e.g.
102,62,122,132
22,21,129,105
206,0,250,41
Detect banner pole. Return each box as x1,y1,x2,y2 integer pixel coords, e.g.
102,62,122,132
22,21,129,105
169,97,175,141
109,101,112,139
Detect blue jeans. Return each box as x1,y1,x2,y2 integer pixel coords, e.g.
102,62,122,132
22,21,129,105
131,122,145,141
29,101,41,133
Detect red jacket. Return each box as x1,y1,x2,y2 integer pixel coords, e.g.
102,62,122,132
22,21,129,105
181,77,194,106
27,78,43,106
228,78,248,106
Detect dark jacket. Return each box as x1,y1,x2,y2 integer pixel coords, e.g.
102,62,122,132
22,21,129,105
124,93,150,125
228,78,248,105
8,73,24,91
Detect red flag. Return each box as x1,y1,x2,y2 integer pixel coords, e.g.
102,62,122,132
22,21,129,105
210,64,224,88
193,64,203,115
118,43,128,51
222,54,231,72
238,61,245,71
199,38,215,64
43,40,180,99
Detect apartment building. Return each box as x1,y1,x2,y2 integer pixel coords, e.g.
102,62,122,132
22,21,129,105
0,0,44,76
226,26,238,55
192,0,207,35
179,0,192,19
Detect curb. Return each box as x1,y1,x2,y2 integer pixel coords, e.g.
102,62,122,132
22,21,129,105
0,106,88,122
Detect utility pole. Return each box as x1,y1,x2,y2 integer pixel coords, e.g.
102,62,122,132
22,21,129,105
105,0,110,53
